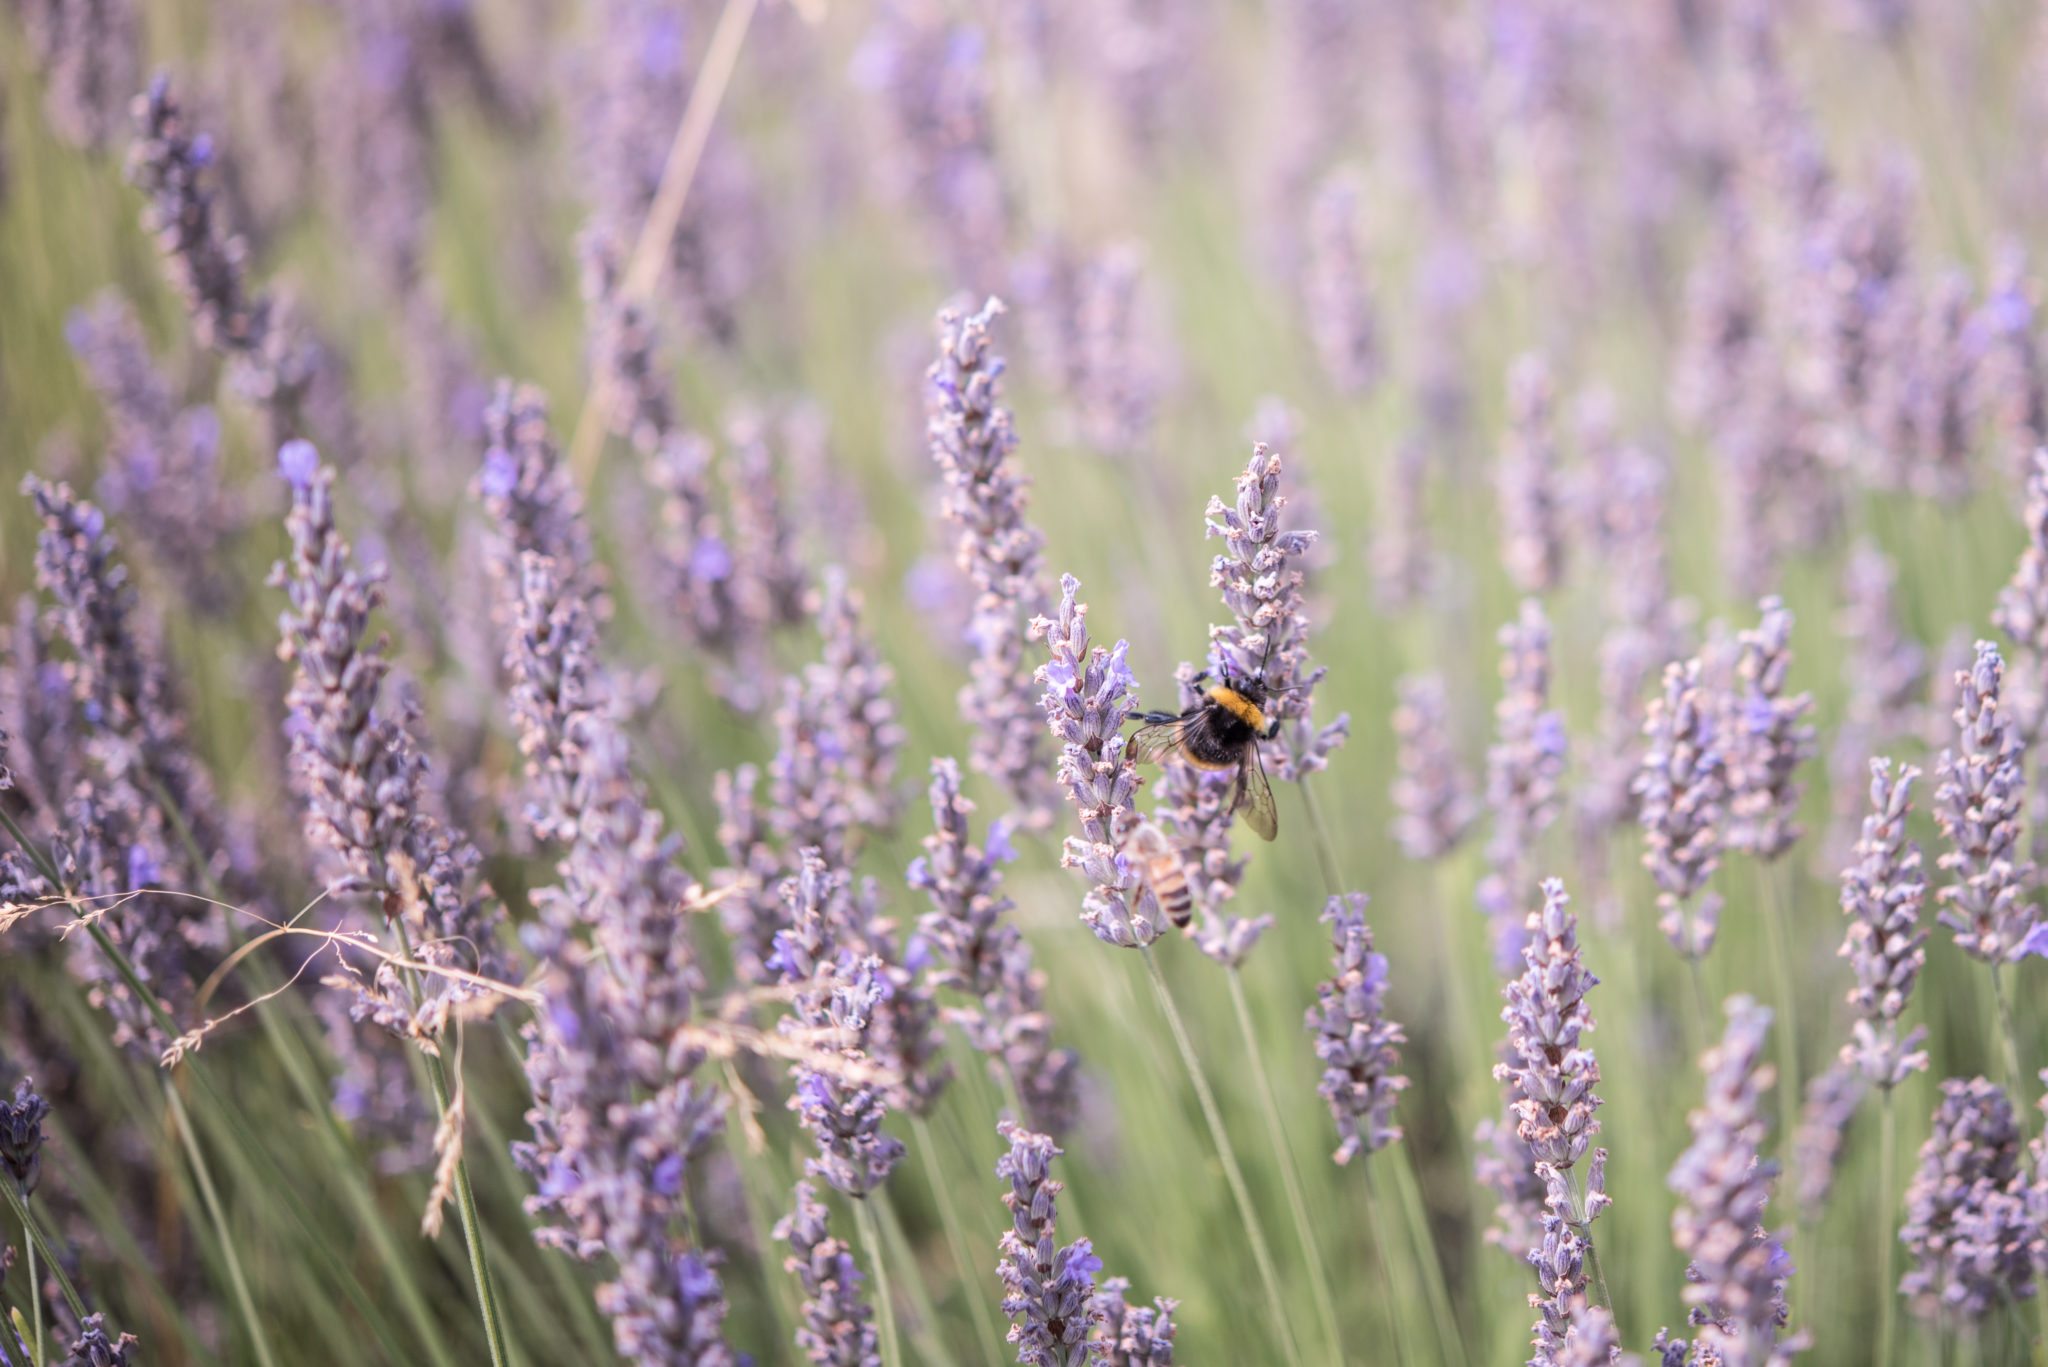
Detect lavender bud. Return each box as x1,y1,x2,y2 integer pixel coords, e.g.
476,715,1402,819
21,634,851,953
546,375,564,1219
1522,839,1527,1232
64,1315,139,1367
1032,575,1154,948
1498,354,1566,595
0,1080,49,1197
1528,1164,1600,1365
1475,1106,1545,1260
995,1121,1103,1366
1388,672,1479,861
1669,996,1802,1367
1496,879,1603,1175
1900,1077,2035,1321
1932,642,2039,961
478,381,602,614
1837,759,1928,1089
1306,893,1408,1163
1089,1277,1178,1365
927,298,1056,821
1636,657,1727,959
776,1181,881,1367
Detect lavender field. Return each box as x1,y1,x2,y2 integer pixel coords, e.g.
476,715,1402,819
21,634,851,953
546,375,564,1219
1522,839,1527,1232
5,1,2048,1364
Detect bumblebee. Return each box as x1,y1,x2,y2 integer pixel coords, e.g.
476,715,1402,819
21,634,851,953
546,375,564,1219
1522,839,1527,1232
1126,819,1195,927
1128,671,1280,841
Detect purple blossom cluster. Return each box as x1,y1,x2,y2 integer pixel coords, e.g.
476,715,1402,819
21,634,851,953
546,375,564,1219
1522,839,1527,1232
1482,600,1567,966
1836,759,1928,1090
1306,893,1408,1163
1204,442,1348,782
910,758,1080,1136
776,1181,881,1367
1496,879,1604,1182
1636,658,1728,959
1931,642,2039,961
1899,1077,2037,1321
1388,672,1479,862
1033,575,1154,948
271,443,505,1046
1668,997,1801,1367
994,1121,1102,1366
1723,598,1816,862
1497,354,1565,596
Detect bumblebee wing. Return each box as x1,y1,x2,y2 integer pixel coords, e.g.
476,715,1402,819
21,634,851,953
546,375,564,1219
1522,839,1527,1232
1231,744,1279,841
1128,717,1192,765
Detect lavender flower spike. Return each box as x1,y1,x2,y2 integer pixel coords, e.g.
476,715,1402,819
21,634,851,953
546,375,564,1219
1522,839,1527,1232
66,1314,140,1366
1724,597,1816,861
1032,574,1154,948
777,1180,882,1367
1206,441,1348,781
1636,658,1728,959
1306,893,1408,1163
1994,446,2048,668
927,298,1055,822
1669,996,1803,1367
0,1079,48,1197
1481,599,1567,966
1388,672,1479,862
1496,878,1603,1179
1837,760,1928,1089
1090,1278,1178,1365
1900,1077,2035,1321
270,442,504,1045
995,1121,1103,1366
1933,641,2039,961
1498,354,1565,595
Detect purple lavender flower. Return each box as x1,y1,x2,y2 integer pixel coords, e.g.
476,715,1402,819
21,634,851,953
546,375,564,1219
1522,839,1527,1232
1304,171,1382,396
1932,641,2039,961
1205,441,1348,781
270,444,504,1045
1032,574,1153,947
1369,437,1433,613
1009,239,1164,457
1792,1061,1868,1221
1482,600,1567,966
776,1180,881,1367
65,293,244,617
802,568,905,839
775,851,907,1196
910,758,1080,1135
1090,1278,1177,1365
1724,597,1816,861
725,409,812,632
0,1080,49,1197
1145,670,1269,967
1528,1161,1608,1366
64,1314,139,1367
714,764,788,987
1496,879,1604,1179
1475,1106,1546,1259
995,1121,1102,1366
1973,248,2047,466
1552,1302,1629,1367
1669,996,1802,1367
1637,657,1728,959
1900,1077,2036,1321
1837,759,1928,1089
1388,672,1479,861
1995,447,2048,673
928,298,1056,821
477,381,602,615
22,0,140,150
1498,354,1566,595
1306,893,1408,1163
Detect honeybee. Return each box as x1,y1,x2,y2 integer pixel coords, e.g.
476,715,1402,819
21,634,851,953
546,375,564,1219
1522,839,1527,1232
1128,670,1280,841
1126,820,1195,928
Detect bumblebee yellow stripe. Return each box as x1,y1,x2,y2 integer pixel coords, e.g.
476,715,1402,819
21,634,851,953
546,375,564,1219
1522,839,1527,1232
1205,685,1267,730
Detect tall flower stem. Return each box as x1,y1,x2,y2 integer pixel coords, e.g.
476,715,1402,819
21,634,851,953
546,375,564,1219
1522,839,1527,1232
0,1183,82,1321
1757,864,1802,1180
392,920,508,1367
1360,1161,1413,1364
164,1078,279,1367
23,1202,42,1365
1989,963,2026,1104
913,1113,1004,1367
853,1196,905,1367
1879,1087,1898,1367
1303,776,1465,1367
1226,966,1345,1362
877,1187,961,1367
1140,947,1304,1367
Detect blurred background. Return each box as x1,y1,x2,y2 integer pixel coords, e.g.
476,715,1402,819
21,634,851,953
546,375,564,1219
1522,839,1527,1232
3,0,2047,1363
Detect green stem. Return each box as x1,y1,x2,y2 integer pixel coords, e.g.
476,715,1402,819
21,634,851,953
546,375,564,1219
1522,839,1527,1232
1880,1088,1898,1367
0,1183,83,1321
854,1197,905,1367
163,1079,279,1367
1991,962,2026,1102
23,1202,41,1367
1386,1142,1471,1367
1360,1160,1411,1366
1225,966,1344,1364
877,1186,961,1367
1140,947,1304,1367
1298,777,1346,898
913,1114,1004,1367
1757,863,1803,1164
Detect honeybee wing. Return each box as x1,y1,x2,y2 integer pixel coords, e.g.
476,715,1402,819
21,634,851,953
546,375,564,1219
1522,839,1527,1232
1127,714,1194,765
1231,742,1279,841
